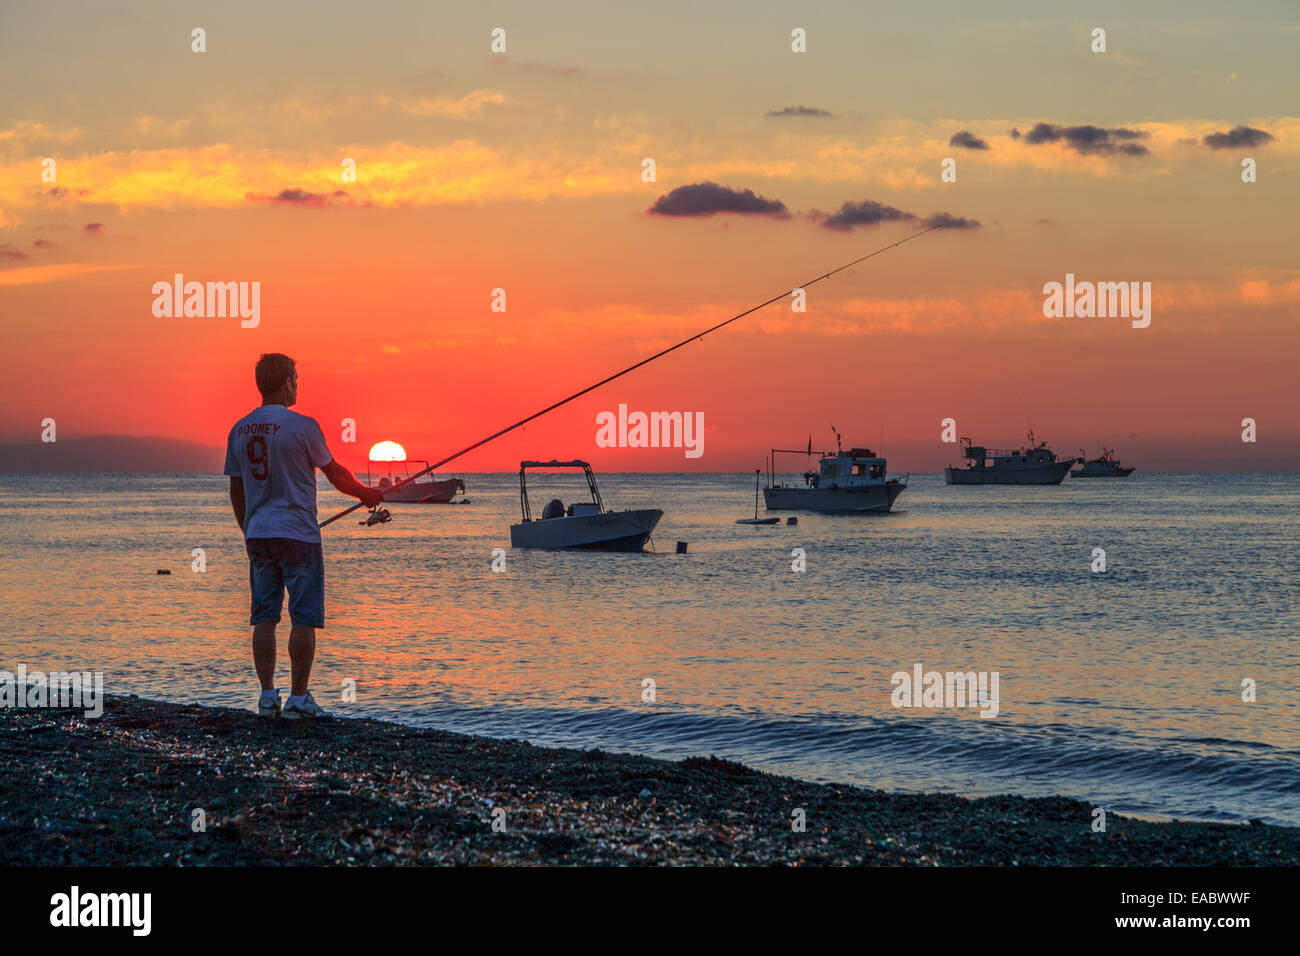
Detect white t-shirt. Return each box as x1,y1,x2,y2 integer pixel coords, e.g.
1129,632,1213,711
224,405,333,543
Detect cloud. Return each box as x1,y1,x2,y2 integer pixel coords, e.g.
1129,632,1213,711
515,61,583,78
134,116,193,138
0,263,141,286
0,245,31,262
766,105,834,118
83,222,104,236
922,211,981,229
1202,125,1274,149
820,200,915,231
1022,123,1150,156
246,188,351,207
33,238,58,248
949,130,989,150
647,182,789,217
0,121,81,145
398,89,508,118
818,199,979,232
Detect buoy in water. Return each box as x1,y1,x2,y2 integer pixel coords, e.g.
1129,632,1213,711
676,541,688,554
786,516,798,525
156,569,171,575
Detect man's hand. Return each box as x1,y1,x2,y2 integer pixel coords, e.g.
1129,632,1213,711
321,460,385,509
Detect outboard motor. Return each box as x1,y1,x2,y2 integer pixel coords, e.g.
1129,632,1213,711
541,498,565,519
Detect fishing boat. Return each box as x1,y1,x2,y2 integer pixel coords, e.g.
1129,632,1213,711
1071,447,1135,478
763,442,907,513
944,432,1075,485
509,460,663,551
361,459,466,503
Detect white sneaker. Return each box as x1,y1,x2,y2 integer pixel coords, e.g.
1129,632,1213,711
282,691,328,720
258,689,281,719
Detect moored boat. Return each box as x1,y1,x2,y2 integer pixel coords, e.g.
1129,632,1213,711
1071,447,1135,478
360,459,466,502
763,442,907,513
509,460,663,551
944,432,1075,485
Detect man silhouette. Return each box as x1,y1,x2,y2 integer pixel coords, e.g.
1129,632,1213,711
224,353,382,718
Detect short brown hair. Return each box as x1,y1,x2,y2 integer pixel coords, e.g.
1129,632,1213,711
255,353,296,396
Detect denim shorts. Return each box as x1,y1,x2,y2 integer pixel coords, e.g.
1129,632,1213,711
245,537,325,628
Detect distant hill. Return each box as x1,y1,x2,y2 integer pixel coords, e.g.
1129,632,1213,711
0,435,224,473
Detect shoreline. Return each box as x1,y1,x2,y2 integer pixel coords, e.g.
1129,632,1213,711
3,695,1296,866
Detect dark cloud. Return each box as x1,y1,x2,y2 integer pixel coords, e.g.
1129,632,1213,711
83,222,104,236
1202,125,1274,149
1034,218,1059,227
647,182,789,217
0,245,31,262
922,212,981,230
1022,122,1149,156
1008,128,1021,139
33,238,58,249
817,200,980,232
949,130,989,150
820,200,915,231
766,105,834,118
247,188,351,207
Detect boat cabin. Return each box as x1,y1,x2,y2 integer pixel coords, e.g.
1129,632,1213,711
958,435,1063,470
809,448,887,488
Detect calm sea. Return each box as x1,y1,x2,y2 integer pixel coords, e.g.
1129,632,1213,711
2,472,1297,826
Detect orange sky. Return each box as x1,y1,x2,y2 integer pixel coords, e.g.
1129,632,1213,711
1,2,1297,470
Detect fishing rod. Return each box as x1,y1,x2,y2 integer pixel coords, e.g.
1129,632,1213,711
321,223,943,528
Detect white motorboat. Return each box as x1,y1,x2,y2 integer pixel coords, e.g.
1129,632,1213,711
509,460,663,551
360,458,465,502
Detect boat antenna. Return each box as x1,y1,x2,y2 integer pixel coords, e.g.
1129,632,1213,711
320,224,943,528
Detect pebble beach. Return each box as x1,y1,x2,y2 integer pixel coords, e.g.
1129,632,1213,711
2,695,1296,867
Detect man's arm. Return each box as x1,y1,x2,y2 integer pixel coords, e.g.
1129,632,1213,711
228,476,246,531
321,460,384,509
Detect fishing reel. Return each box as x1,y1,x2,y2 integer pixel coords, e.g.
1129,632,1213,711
359,506,391,527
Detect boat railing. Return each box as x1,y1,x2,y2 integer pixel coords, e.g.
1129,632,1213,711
517,459,605,521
